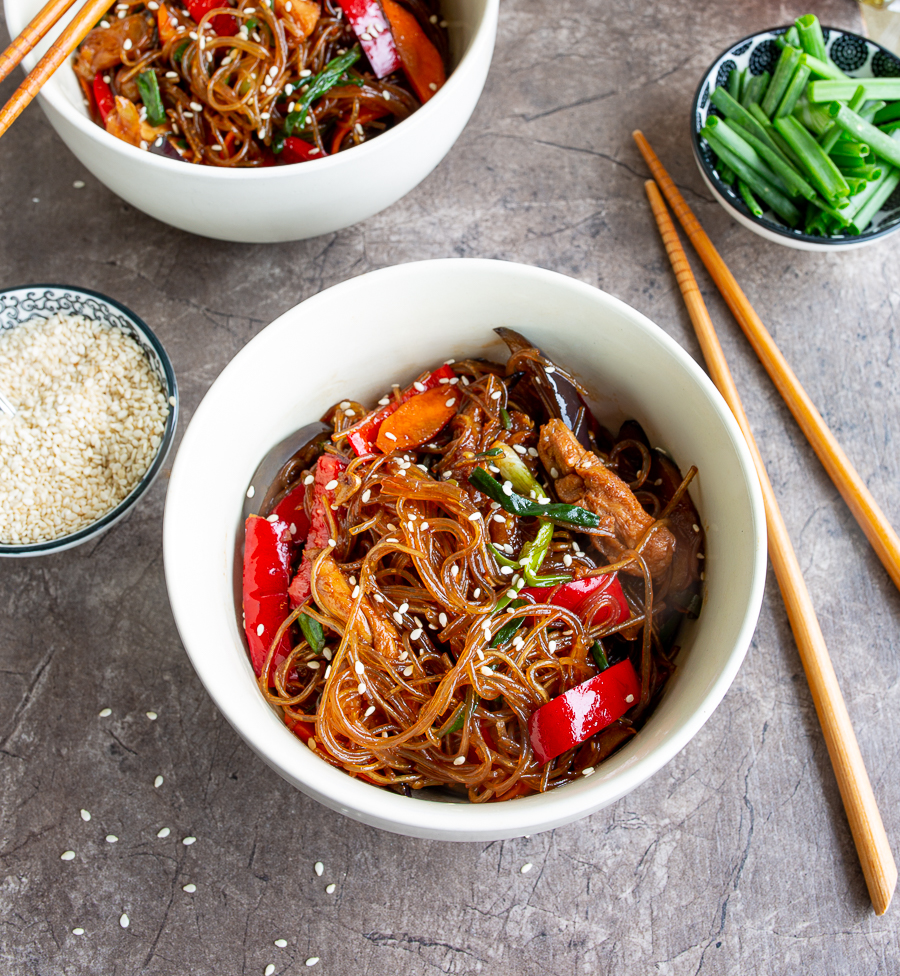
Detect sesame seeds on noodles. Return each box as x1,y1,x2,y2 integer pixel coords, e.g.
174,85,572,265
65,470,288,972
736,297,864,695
0,314,169,545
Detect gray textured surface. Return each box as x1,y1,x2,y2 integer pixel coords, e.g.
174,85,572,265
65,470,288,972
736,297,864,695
1,1,899,973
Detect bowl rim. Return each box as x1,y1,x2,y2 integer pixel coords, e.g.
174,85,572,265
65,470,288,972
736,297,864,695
163,257,768,839
0,282,178,555
690,23,900,248
8,0,499,179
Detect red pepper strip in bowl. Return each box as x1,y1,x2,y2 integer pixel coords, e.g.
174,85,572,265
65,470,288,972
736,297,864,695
343,363,455,455
93,74,115,125
521,574,630,630
381,0,445,103
281,137,324,164
528,659,640,765
288,453,348,607
270,481,311,541
243,515,293,676
185,0,238,35
375,384,459,453
335,0,401,78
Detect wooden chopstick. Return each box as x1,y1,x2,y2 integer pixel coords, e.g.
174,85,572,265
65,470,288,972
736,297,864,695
0,0,112,140
644,177,896,917
632,130,900,596
0,0,78,84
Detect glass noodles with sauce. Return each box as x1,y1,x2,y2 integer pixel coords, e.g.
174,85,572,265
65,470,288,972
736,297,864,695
241,328,704,802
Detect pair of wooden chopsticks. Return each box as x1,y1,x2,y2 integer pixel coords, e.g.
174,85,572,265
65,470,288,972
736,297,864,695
0,0,112,140
633,131,896,916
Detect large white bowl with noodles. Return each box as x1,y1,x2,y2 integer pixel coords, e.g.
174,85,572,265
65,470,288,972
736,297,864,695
3,0,497,243
164,258,767,841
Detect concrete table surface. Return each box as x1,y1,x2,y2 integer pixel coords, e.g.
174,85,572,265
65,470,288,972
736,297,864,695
1,1,898,973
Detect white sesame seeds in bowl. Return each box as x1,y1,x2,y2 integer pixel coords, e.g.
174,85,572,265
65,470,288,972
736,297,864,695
0,285,177,557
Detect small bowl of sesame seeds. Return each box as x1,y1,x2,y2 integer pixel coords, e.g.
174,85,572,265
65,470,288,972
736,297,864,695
0,285,177,556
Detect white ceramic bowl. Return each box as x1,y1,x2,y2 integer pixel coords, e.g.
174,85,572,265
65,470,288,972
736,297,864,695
163,258,767,841
3,0,497,243
692,25,900,251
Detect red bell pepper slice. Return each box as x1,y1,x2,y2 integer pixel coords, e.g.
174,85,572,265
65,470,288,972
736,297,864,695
528,659,640,764
288,453,348,607
344,363,456,456
335,0,401,78
93,74,116,125
270,481,311,540
185,0,238,36
243,514,293,676
381,0,445,103
280,136,325,165
521,574,630,630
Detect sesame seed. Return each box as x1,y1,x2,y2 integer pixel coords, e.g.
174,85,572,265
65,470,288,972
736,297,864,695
256,623,265,637
440,19,447,26
361,489,371,503
520,863,533,873
324,665,332,678
393,611,403,624
582,766,595,777
403,666,414,677
157,827,170,838
502,481,513,495
154,775,164,788
307,661,320,670
500,566,513,575
480,665,493,676
364,705,375,718
410,628,422,640
528,447,538,457
357,683,367,695
490,390,502,400
563,554,573,567
183,111,193,119
182,836,197,846
377,397,390,405
72,927,85,935
344,408,355,417
493,514,506,524
421,521,430,530
693,523,700,533
489,465,500,474
304,474,315,485
413,381,426,392
326,883,336,894
266,513,279,523
354,661,365,674
305,960,320,968
246,485,255,498
352,585,361,598
165,70,178,78
697,552,705,559
550,467,559,479
325,479,339,490
450,565,459,577
445,399,456,407
625,694,634,703
430,12,438,21
106,834,118,844
429,82,437,91
289,523,297,535
98,707,112,717
275,939,288,947
260,112,270,120
473,588,481,598
119,913,130,928
655,478,663,486
438,613,448,627
476,648,485,660
123,38,132,49
299,68,311,77
80,809,91,822
384,431,397,441
314,861,324,876
265,966,275,976
146,710,158,721
183,883,197,893
469,512,482,521
453,756,466,765
327,538,336,547
60,850,75,861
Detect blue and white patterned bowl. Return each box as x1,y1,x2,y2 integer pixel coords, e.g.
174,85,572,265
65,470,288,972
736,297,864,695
691,25,900,251
0,285,178,556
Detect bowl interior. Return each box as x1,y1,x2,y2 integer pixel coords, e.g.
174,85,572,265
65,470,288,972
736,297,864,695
163,259,766,840
0,285,178,556
5,0,488,157
692,26,900,246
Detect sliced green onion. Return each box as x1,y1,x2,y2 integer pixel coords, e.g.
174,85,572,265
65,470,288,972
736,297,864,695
468,467,600,529
299,613,324,653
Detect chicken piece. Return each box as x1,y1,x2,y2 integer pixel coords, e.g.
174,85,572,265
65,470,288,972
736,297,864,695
538,419,675,579
310,552,400,661
73,15,155,81
105,96,168,148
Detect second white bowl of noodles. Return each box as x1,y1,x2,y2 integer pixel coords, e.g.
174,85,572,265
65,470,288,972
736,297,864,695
3,0,497,243
164,258,767,840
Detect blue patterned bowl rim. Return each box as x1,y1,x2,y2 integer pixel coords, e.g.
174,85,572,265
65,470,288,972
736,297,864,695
691,24,900,247
0,284,178,554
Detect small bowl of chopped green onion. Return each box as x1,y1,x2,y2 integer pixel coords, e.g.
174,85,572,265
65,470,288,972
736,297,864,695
691,16,900,250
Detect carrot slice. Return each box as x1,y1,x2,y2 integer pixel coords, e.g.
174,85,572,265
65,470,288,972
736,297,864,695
157,3,178,43
380,0,445,104
375,384,459,452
